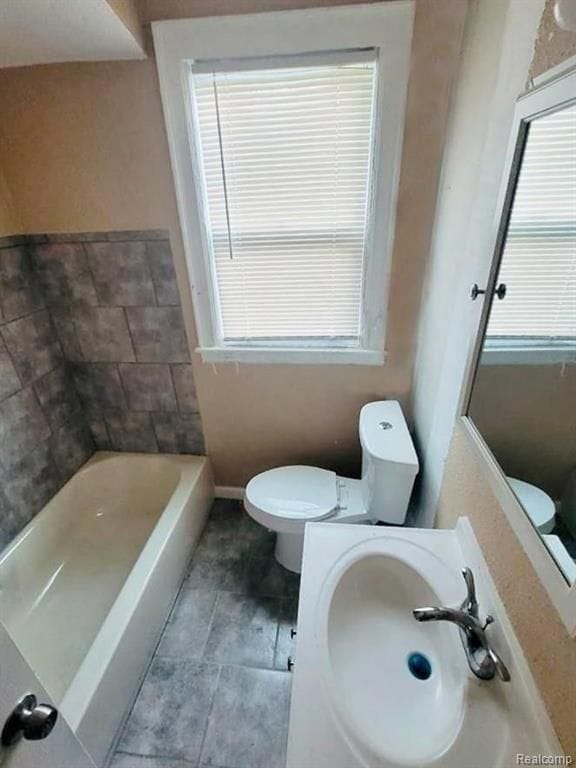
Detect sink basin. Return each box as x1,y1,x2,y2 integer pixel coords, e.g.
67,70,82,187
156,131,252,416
321,540,467,766
287,524,557,768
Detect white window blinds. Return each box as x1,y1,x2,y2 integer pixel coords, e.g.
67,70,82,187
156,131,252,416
190,55,377,345
487,103,576,341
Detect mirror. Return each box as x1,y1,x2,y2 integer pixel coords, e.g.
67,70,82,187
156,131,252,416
468,99,576,585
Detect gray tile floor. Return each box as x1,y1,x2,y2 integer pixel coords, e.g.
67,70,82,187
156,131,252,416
111,500,300,768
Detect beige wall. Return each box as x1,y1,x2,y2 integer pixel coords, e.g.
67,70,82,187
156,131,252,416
436,0,576,756
469,363,576,499
0,162,19,236
0,0,467,486
437,424,576,757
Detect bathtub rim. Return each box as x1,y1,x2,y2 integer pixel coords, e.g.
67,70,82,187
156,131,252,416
0,450,182,566
59,451,210,730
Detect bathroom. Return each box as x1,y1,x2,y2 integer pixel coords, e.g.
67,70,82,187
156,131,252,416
0,0,574,766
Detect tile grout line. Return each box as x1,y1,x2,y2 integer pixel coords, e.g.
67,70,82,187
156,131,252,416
0,328,23,400
115,362,131,411
272,596,282,671
1,307,61,389
82,241,104,308
62,243,98,412
0,304,47,326
113,749,197,765
46,307,66,366
144,241,161,308
69,311,87,366
167,363,182,414
197,663,223,766
151,655,290,675
198,590,222,661
121,305,138,363
149,411,162,453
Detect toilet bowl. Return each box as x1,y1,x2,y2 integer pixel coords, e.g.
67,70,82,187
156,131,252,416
507,477,556,534
244,401,419,572
245,466,367,571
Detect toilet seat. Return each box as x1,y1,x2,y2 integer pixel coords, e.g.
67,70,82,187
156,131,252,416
508,477,555,534
243,401,418,573
245,466,338,533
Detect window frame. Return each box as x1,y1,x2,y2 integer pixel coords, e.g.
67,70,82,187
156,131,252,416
480,102,576,366
481,337,576,366
152,3,415,365
188,51,379,351
473,91,576,368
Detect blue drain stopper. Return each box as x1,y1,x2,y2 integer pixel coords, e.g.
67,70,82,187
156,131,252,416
407,652,432,680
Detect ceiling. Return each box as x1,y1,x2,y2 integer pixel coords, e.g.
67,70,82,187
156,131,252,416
0,0,145,68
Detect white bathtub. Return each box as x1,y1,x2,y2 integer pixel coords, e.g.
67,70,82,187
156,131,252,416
0,452,214,766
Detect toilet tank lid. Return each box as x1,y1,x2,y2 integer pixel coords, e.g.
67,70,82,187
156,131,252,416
359,401,419,471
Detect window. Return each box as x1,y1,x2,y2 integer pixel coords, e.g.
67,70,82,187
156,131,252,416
485,103,576,361
191,55,376,346
152,4,414,363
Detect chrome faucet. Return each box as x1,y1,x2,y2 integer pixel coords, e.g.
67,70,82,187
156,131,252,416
413,568,511,682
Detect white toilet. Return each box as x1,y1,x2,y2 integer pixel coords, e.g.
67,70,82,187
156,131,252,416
507,477,556,534
244,401,419,572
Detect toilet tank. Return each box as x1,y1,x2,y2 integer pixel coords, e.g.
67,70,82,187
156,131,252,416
359,401,419,524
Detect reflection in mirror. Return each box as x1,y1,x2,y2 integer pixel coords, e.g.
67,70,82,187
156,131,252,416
468,101,576,585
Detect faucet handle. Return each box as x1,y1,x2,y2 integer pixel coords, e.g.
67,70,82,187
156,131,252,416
461,568,479,617
480,614,511,681
482,615,494,631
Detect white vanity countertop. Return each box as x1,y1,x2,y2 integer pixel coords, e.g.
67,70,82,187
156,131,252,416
286,520,562,768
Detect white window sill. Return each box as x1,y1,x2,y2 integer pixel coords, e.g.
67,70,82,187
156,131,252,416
197,346,386,366
481,344,576,366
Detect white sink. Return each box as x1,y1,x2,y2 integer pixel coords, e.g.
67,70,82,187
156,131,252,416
287,523,561,768
324,543,465,765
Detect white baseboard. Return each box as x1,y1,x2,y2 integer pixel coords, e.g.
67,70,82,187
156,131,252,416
215,485,245,500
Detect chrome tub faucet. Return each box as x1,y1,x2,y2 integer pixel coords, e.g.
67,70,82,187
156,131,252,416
413,567,511,682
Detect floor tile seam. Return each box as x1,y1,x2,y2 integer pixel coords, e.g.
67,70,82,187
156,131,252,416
113,748,196,764
187,585,296,600
272,600,282,670
198,589,222,659
158,576,190,634
205,587,284,667
151,654,291,675
197,663,223,766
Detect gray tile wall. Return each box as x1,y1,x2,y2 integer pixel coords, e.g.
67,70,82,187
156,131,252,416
0,230,204,550
0,237,94,548
35,230,204,455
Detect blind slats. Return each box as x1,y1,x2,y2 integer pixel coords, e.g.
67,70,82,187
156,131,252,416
191,59,376,343
487,104,576,341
